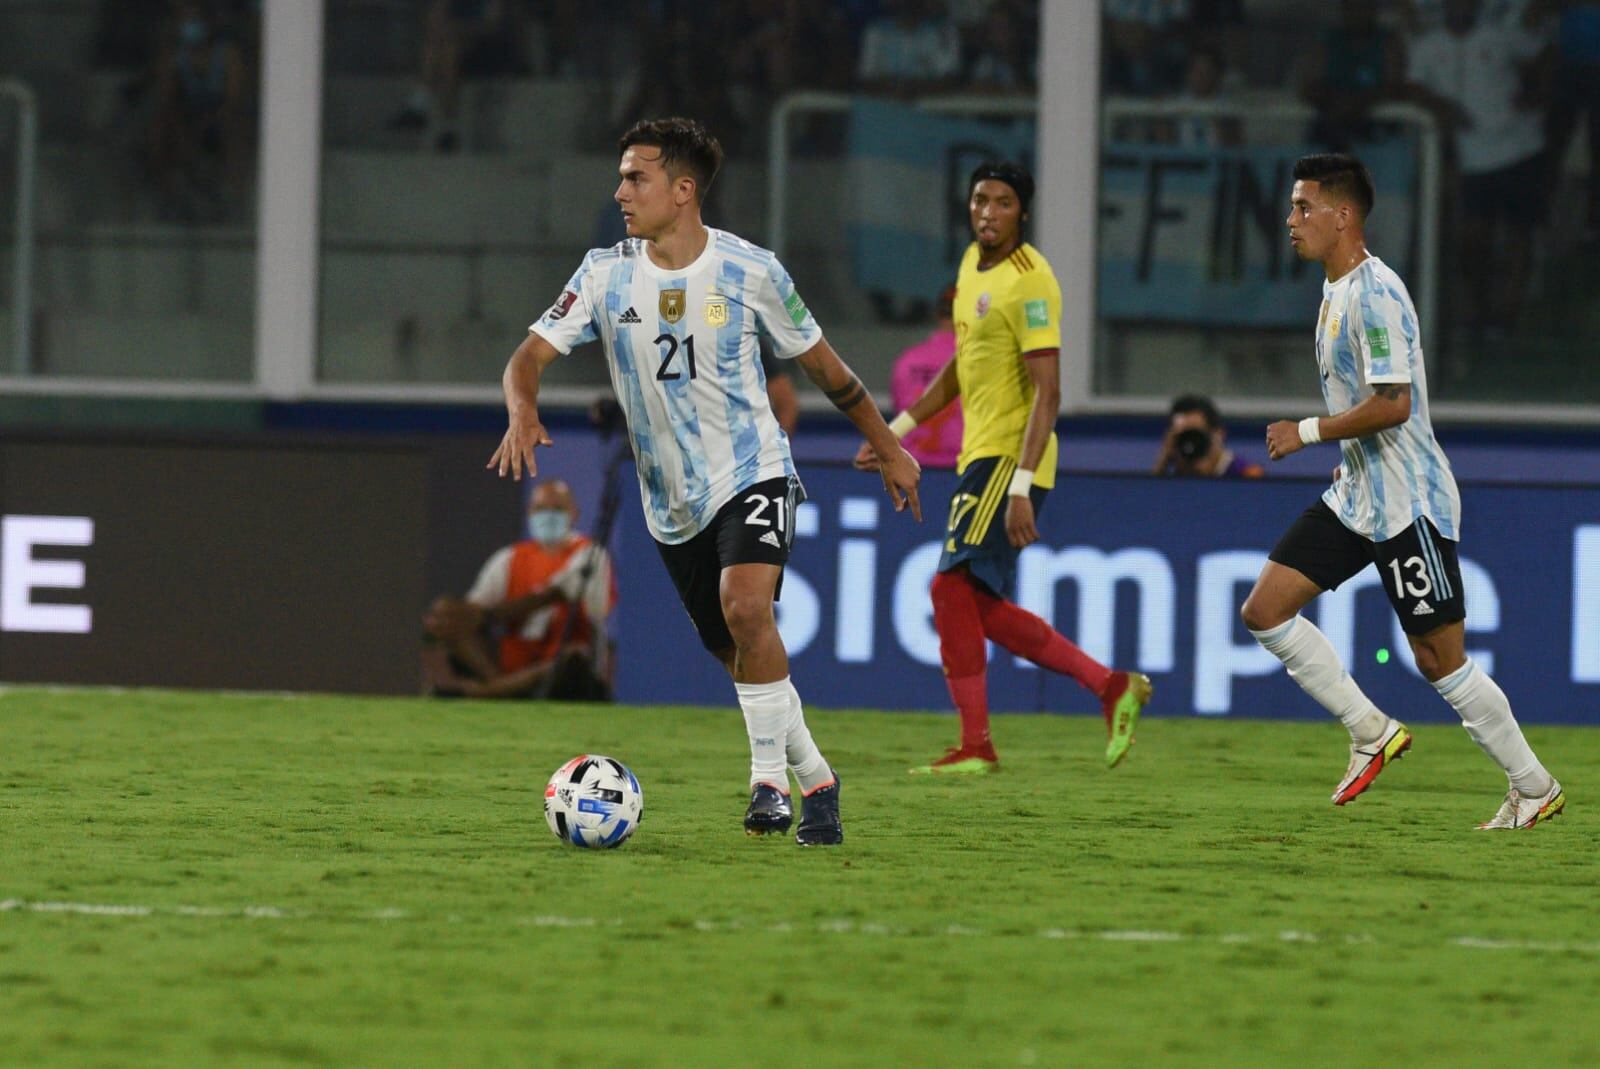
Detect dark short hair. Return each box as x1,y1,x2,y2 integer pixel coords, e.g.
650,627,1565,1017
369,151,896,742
1292,153,1375,219
1170,393,1222,429
968,160,1035,214
619,117,724,203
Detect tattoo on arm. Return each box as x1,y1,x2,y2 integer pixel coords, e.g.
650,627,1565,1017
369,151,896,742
824,376,869,412
1374,383,1404,400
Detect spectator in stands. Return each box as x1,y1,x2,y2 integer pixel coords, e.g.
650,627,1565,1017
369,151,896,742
1153,394,1264,477
1403,0,1553,336
966,2,1035,93
1170,45,1245,147
1543,1,1600,242
148,1,250,220
422,479,615,700
390,0,530,153
857,0,964,98
1103,0,1191,96
618,6,746,153
890,285,963,469
1299,0,1408,150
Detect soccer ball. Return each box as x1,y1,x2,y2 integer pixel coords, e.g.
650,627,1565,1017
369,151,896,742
544,754,643,848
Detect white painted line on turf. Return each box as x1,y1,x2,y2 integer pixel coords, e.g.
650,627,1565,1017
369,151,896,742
7,900,1600,954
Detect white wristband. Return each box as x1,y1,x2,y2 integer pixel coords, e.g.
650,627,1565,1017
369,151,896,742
1008,468,1035,497
888,412,918,439
1297,417,1323,445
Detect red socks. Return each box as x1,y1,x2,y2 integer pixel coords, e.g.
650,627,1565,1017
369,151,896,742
972,587,1113,697
930,570,991,750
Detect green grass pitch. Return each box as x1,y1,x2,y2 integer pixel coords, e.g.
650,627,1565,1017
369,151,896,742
2,687,1595,1068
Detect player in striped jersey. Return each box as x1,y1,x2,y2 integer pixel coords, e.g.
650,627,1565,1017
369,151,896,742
857,161,1153,774
1243,153,1563,829
491,117,922,846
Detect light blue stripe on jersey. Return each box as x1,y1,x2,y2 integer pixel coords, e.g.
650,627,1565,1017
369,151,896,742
714,259,767,491
715,231,769,271
656,275,712,523
605,258,671,525
1418,521,1454,599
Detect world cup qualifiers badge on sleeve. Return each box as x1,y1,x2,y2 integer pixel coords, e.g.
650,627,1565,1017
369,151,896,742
548,290,578,321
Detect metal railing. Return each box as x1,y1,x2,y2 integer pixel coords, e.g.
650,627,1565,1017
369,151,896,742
766,91,1038,265
1,79,37,375
1101,97,1442,355
765,92,1447,419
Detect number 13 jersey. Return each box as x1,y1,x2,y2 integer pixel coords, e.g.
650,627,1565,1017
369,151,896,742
532,229,821,544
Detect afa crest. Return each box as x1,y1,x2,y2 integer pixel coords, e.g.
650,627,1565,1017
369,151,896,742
704,296,729,327
659,288,686,324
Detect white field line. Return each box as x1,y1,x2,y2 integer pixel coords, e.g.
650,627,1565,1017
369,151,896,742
5,899,1600,954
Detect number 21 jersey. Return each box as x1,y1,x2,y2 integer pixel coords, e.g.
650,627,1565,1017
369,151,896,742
532,229,822,544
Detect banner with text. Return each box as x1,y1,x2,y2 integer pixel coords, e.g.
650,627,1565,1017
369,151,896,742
846,99,1418,326
615,465,1600,725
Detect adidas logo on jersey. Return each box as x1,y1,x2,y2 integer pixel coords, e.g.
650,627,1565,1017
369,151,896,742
618,306,642,324
1412,601,1434,616
759,531,781,548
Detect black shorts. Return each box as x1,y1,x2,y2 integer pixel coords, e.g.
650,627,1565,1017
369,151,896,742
936,455,1048,598
654,475,805,653
1269,500,1465,636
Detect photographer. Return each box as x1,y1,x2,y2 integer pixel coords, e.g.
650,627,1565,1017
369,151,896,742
422,477,615,700
1154,394,1264,478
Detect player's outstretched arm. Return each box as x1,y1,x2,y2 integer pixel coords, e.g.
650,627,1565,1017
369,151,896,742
489,332,560,479
1265,383,1410,461
794,338,922,522
854,354,961,472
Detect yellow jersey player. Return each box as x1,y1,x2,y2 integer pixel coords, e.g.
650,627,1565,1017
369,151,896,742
856,160,1152,773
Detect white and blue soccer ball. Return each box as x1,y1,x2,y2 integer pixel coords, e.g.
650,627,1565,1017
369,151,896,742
544,754,643,848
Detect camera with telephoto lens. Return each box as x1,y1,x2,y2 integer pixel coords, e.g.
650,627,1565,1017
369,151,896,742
1174,428,1212,461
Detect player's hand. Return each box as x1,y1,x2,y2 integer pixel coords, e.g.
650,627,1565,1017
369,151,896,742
1264,420,1305,461
1005,495,1038,549
489,406,553,479
853,441,882,472
877,442,922,522
1332,463,1343,483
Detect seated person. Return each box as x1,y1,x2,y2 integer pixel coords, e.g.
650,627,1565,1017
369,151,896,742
423,479,615,699
1153,394,1264,478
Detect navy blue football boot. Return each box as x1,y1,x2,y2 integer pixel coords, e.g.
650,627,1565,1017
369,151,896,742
794,771,843,847
744,782,793,835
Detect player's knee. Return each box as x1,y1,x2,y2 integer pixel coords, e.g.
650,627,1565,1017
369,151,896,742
929,570,967,618
1409,642,1461,682
720,593,774,648
1239,594,1287,634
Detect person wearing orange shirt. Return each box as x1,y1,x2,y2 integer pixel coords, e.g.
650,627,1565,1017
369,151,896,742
423,478,615,699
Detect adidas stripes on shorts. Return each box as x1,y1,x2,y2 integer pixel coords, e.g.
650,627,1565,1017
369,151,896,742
654,475,805,652
1269,500,1465,636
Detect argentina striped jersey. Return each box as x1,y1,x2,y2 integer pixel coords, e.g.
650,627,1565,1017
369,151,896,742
531,229,820,543
1314,256,1460,542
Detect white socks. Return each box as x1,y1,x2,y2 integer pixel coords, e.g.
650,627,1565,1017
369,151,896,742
734,677,833,795
1250,616,1389,744
1433,659,1552,796
735,680,789,791
781,677,834,795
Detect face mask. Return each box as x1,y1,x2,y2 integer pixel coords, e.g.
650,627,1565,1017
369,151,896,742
527,510,571,546
180,19,208,46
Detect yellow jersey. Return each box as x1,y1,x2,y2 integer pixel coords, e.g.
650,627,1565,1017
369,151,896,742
951,241,1061,487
